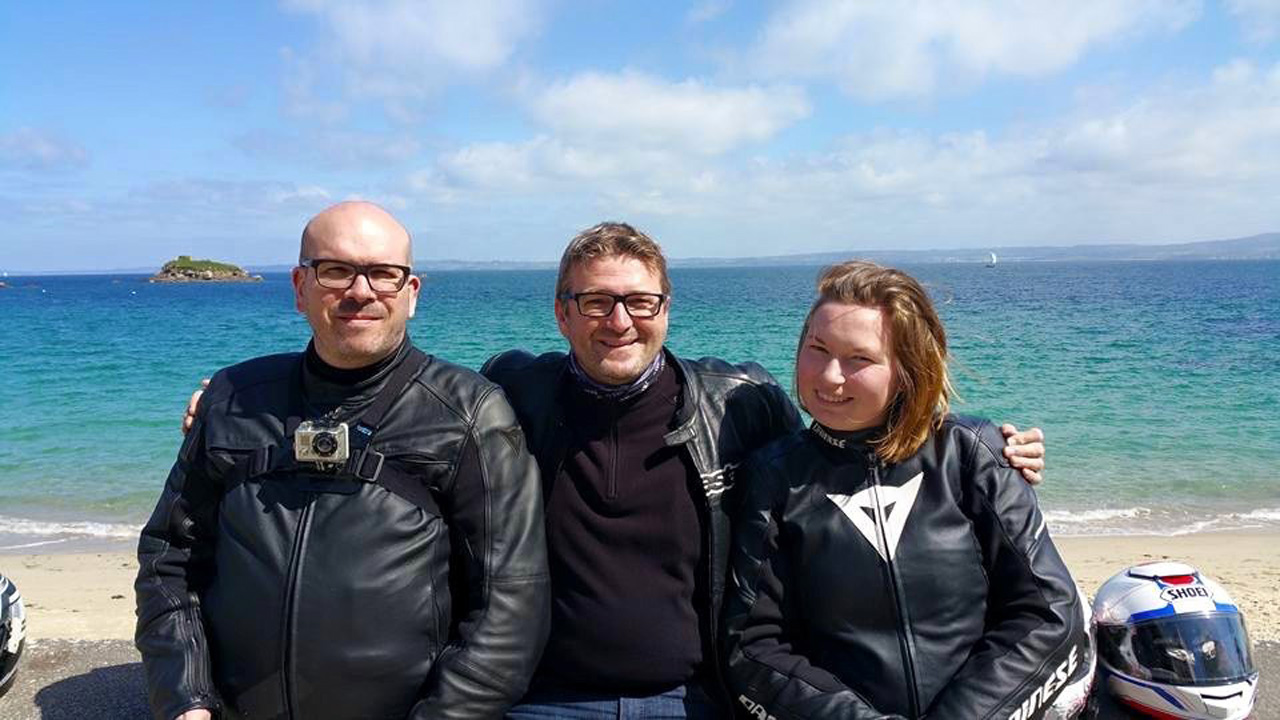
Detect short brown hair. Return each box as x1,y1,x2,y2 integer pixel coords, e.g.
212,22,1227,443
555,222,671,298
796,260,953,463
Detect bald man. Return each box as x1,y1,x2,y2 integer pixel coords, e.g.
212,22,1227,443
135,202,550,720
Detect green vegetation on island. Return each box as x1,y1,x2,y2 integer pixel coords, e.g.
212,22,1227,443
150,255,263,283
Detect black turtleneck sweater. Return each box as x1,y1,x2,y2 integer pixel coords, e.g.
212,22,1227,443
304,339,402,385
532,361,709,695
299,338,409,417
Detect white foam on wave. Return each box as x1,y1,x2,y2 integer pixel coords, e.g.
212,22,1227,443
1044,507,1150,525
1046,505,1280,536
1164,507,1280,535
0,514,140,540
0,539,69,551
1235,507,1280,522
1166,518,1230,536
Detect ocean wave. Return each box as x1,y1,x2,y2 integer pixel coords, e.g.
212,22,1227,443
1234,507,1280,522
0,514,140,540
1044,507,1151,525
1164,507,1280,536
1046,506,1280,536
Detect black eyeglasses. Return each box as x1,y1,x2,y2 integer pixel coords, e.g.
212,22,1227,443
301,258,413,293
559,292,667,318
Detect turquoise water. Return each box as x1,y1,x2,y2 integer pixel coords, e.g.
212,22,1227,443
1,261,1277,548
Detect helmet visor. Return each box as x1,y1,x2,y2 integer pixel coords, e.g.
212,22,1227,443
1100,612,1255,685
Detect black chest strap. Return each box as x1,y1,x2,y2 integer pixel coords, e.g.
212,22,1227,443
240,347,440,515
341,346,428,481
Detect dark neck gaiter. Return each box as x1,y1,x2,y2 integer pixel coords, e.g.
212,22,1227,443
565,349,666,403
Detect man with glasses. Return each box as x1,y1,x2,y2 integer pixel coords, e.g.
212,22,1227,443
483,222,1046,718
137,201,550,720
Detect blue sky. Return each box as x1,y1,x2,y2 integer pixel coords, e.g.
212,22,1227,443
2,0,1278,271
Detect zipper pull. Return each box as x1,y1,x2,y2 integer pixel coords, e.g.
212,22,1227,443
865,449,881,485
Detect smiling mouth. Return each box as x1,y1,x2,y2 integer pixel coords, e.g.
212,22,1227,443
815,391,851,404
598,338,636,349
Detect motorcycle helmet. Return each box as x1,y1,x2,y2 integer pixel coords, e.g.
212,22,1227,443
1093,562,1257,720
1,572,26,697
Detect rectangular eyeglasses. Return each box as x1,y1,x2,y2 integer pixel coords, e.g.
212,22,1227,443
301,258,412,293
559,292,667,318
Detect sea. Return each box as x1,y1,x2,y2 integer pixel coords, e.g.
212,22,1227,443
1,260,1277,552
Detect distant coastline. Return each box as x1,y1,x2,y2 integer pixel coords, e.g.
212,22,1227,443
6,231,1278,275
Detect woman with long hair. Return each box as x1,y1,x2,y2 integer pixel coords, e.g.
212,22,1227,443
723,261,1091,720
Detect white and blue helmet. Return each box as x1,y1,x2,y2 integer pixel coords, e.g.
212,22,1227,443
1092,562,1257,720
0,572,26,697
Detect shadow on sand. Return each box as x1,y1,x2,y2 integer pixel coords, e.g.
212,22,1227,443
31,661,148,719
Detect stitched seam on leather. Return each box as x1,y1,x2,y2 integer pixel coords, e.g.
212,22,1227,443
960,420,1069,720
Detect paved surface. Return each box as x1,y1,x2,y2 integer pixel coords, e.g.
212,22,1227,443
1,639,1276,718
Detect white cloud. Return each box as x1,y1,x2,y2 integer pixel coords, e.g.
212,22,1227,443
438,140,546,188
401,59,1280,255
408,71,811,213
0,128,89,172
289,0,540,71
752,0,1201,100
282,0,544,109
1227,0,1280,41
409,134,732,220
530,71,810,154
1036,59,1280,184
131,179,336,218
705,58,1280,248
275,185,333,204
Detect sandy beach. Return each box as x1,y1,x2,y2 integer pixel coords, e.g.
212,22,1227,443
1056,531,1280,643
1,531,1277,718
4,530,1277,645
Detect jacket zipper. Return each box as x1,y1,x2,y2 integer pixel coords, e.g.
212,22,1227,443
279,500,315,719
654,415,724,701
869,453,922,718
184,607,215,712
701,483,723,692
683,439,729,704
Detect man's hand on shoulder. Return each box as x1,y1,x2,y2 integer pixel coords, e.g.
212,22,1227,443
181,379,210,435
175,709,212,720
1000,424,1045,485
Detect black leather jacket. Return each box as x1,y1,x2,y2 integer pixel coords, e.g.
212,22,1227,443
135,340,550,720
724,416,1088,720
481,348,803,700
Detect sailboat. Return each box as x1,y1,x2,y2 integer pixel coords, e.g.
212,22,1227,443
985,252,998,268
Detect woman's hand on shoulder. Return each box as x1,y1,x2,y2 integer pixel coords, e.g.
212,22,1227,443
1000,424,1044,484
181,378,210,435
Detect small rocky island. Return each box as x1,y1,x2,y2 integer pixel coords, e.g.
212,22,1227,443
149,256,263,283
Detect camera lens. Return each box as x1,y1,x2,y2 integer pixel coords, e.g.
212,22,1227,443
311,431,338,456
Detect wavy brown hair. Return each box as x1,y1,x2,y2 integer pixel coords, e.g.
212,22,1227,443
796,261,953,463
555,222,671,298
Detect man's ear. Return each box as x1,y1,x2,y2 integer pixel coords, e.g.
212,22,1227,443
554,297,571,339
407,274,421,318
292,266,307,313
